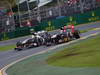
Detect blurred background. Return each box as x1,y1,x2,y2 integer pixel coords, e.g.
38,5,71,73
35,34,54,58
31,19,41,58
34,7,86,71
0,0,100,40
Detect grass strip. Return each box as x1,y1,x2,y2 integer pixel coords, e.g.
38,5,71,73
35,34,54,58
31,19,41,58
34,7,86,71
0,44,15,51
47,35,100,67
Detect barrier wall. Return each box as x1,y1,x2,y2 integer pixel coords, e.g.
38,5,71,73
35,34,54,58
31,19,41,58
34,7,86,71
36,8,100,31
0,8,100,41
0,27,30,40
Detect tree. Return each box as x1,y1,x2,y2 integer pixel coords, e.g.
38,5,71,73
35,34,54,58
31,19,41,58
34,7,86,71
0,0,16,10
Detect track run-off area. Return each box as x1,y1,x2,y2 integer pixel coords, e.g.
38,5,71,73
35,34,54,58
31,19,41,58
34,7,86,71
0,22,100,75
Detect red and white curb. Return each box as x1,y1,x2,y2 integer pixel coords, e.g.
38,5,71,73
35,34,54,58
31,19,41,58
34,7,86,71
0,30,100,75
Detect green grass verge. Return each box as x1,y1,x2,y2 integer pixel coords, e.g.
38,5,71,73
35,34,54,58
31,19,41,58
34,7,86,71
47,35,100,67
80,28,97,33
80,30,88,33
0,44,15,51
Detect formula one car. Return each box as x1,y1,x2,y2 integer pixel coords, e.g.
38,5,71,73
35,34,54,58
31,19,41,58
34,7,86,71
14,30,47,51
51,29,80,44
51,33,70,44
15,37,45,51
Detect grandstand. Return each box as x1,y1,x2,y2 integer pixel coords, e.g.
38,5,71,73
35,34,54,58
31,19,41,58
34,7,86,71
0,1,15,33
0,0,100,33
13,0,100,27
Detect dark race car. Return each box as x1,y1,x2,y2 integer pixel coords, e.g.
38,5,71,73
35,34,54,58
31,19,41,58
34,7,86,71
15,36,45,51
51,33,70,44
51,29,80,44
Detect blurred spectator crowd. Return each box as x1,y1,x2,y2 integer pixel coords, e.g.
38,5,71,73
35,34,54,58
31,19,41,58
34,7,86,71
0,0,100,33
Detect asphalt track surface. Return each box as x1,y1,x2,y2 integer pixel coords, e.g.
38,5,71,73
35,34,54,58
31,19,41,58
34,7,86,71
0,22,100,70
